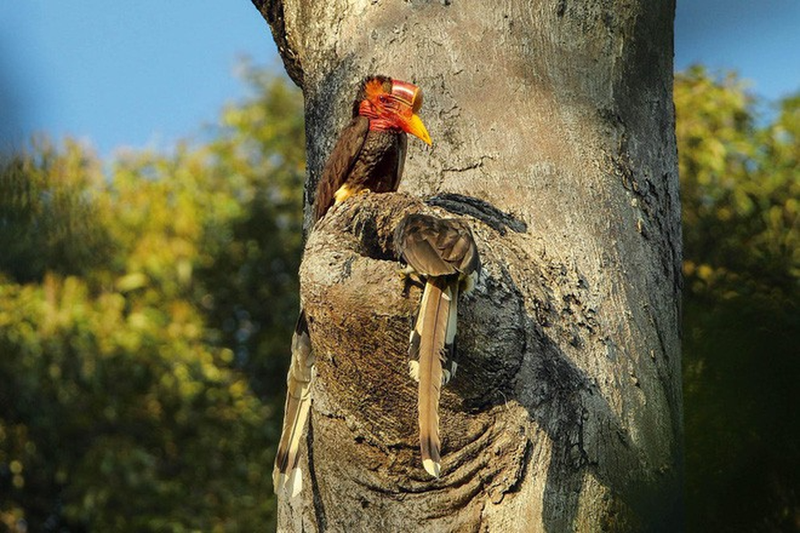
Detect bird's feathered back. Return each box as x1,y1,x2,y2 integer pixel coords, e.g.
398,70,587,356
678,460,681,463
394,214,480,278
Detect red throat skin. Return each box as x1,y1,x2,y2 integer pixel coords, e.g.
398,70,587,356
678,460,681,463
358,100,404,133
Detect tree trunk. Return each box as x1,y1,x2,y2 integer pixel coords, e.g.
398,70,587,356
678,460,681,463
252,1,683,531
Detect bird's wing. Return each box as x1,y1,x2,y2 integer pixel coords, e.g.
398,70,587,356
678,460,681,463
393,133,408,191
313,115,370,222
395,214,479,277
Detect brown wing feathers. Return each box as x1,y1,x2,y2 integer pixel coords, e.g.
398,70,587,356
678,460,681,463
395,214,479,277
312,116,370,223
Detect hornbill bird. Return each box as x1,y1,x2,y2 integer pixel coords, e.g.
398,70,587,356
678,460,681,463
313,75,431,221
394,213,480,478
273,76,431,496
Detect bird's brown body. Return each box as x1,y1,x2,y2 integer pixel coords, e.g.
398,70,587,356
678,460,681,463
313,116,407,222
273,76,430,496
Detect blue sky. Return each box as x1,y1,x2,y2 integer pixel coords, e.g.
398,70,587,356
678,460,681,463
1,0,799,157
0,1,278,155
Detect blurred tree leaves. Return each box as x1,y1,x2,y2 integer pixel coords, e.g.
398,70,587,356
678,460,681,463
0,140,112,282
676,66,799,532
0,66,303,532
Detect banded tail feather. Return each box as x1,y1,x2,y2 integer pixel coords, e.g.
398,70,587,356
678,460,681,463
272,312,314,497
395,213,480,477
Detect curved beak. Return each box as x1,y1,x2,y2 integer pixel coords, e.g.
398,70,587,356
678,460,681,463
402,113,432,146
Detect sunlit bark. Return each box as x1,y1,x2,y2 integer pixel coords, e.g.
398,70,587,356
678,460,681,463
252,1,683,530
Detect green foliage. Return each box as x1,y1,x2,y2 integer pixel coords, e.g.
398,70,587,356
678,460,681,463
0,67,304,532
0,141,113,282
676,66,799,532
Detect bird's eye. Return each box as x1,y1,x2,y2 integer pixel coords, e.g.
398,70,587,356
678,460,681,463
378,94,390,104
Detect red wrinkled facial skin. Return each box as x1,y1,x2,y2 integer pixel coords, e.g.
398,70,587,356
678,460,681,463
359,78,422,132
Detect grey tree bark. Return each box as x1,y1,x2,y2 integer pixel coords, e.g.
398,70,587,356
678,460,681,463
251,1,683,531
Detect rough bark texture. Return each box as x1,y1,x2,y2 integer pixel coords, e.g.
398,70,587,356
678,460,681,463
251,1,683,531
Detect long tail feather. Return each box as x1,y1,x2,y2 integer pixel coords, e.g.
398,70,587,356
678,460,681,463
273,311,314,496
413,277,454,478
442,283,459,385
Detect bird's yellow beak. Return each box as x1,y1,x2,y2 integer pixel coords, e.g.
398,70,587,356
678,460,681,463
403,113,432,146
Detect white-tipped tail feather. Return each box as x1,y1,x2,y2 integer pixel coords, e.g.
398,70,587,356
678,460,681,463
422,458,441,478
394,213,481,479
411,278,455,478
272,313,315,495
